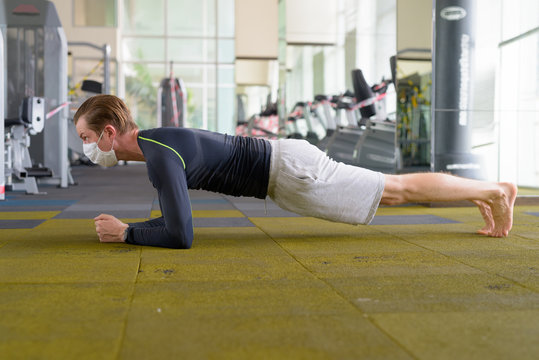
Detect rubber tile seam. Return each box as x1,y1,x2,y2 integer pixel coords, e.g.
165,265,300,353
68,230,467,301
114,247,143,359
374,228,539,294
251,223,420,360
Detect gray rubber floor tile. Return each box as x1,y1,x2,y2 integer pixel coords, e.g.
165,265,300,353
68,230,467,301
0,206,69,211
54,210,150,219
191,203,238,211
371,215,461,225
63,204,151,212
0,220,46,229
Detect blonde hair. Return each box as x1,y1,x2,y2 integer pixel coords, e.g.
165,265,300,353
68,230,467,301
73,95,137,135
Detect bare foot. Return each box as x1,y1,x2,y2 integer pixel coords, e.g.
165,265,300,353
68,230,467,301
473,200,494,235
487,182,517,237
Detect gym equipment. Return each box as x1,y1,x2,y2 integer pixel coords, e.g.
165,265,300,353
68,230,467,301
157,63,187,128
284,102,305,139
325,69,397,174
312,94,337,151
236,96,280,139
432,0,484,179
236,94,247,125
324,91,364,162
396,69,431,171
4,97,49,193
1,0,72,194
68,41,111,95
284,101,327,144
67,42,111,162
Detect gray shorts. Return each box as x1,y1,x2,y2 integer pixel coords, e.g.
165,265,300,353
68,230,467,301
267,139,385,225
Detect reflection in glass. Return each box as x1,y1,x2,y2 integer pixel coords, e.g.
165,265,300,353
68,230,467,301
395,57,432,171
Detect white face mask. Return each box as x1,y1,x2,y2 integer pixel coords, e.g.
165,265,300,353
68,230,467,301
83,130,118,167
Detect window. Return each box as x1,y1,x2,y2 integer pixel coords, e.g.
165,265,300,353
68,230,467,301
74,0,116,27
121,0,235,133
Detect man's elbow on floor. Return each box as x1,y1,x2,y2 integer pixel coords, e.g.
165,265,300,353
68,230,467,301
167,230,193,249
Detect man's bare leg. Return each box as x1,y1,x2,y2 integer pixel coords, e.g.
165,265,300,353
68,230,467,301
381,173,517,237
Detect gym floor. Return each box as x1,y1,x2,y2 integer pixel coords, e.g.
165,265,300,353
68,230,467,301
1,164,538,359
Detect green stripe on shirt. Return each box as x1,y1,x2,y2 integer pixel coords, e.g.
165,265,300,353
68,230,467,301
138,136,186,169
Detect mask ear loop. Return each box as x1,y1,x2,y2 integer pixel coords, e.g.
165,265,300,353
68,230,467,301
96,130,105,144
98,128,115,151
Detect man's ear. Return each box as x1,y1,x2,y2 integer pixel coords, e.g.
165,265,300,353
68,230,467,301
104,124,117,137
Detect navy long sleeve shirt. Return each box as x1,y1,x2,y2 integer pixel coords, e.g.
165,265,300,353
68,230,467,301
125,128,272,249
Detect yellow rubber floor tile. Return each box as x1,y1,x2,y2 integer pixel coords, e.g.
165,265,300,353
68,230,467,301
0,283,132,359
440,249,539,291
4,219,102,248
327,273,539,314
381,228,531,252
0,211,60,220
137,252,312,282
120,313,413,360
0,229,32,243
30,218,96,233
273,234,421,257
295,250,481,278
0,246,141,283
129,279,356,318
250,216,382,238
137,229,312,281
117,218,150,224
372,311,539,360
193,210,245,218
0,236,139,257
374,222,482,239
509,225,539,245
141,227,288,259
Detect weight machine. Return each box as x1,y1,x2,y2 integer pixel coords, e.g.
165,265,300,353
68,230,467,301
1,0,72,196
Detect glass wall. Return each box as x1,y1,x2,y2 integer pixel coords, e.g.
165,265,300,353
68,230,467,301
74,0,116,27
457,0,538,185
284,0,396,112
70,0,118,98
496,0,539,186
121,0,235,133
